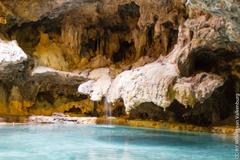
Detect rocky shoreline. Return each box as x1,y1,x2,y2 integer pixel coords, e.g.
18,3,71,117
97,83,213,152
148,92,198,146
0,113,235,135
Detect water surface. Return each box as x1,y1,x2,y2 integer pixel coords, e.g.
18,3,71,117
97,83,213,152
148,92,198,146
0,124,234,160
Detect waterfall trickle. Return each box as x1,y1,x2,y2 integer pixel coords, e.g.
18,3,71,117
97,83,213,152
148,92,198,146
104,98,112,125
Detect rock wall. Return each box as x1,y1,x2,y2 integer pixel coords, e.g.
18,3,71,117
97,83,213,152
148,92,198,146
0,0,239,126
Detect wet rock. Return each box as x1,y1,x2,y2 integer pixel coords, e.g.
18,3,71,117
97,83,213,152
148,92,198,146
29,114,97,124
78,68,112,101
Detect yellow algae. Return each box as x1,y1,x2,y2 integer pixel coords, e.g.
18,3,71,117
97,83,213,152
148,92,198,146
0,17,6,24
33,32,69,70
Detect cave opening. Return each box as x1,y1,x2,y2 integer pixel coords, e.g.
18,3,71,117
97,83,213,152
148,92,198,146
190,48,238,75
193,51,217,73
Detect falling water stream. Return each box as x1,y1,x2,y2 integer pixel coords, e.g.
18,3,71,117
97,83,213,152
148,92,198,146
104,98,112,125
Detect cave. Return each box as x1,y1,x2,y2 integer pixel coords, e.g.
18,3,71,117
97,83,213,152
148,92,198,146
0,0,239,159
188,48,239,76
193,50,218,73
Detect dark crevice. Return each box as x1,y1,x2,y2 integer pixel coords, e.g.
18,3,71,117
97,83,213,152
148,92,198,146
111,41,135,63
118,2,140,21
162,21,179,53
167,100,191,123
64,106,82,114
167,29,178,52
80,39,98,58
147,24,154,47
36,92,55,105
110,98,126,117
186,48,239,76
194,52,218,73
129,102,167,121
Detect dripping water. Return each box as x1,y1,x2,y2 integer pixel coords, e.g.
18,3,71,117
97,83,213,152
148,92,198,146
104,98,112,125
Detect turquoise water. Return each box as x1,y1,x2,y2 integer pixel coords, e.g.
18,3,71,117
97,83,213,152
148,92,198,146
0,124,234,160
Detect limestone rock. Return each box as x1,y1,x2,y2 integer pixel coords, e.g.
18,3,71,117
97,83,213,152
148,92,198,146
78,68,112,101
29,114,97,124
174,73,224,107
78,21,232,114
188,0,240,43
107,63,178,112
0,39,27,65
